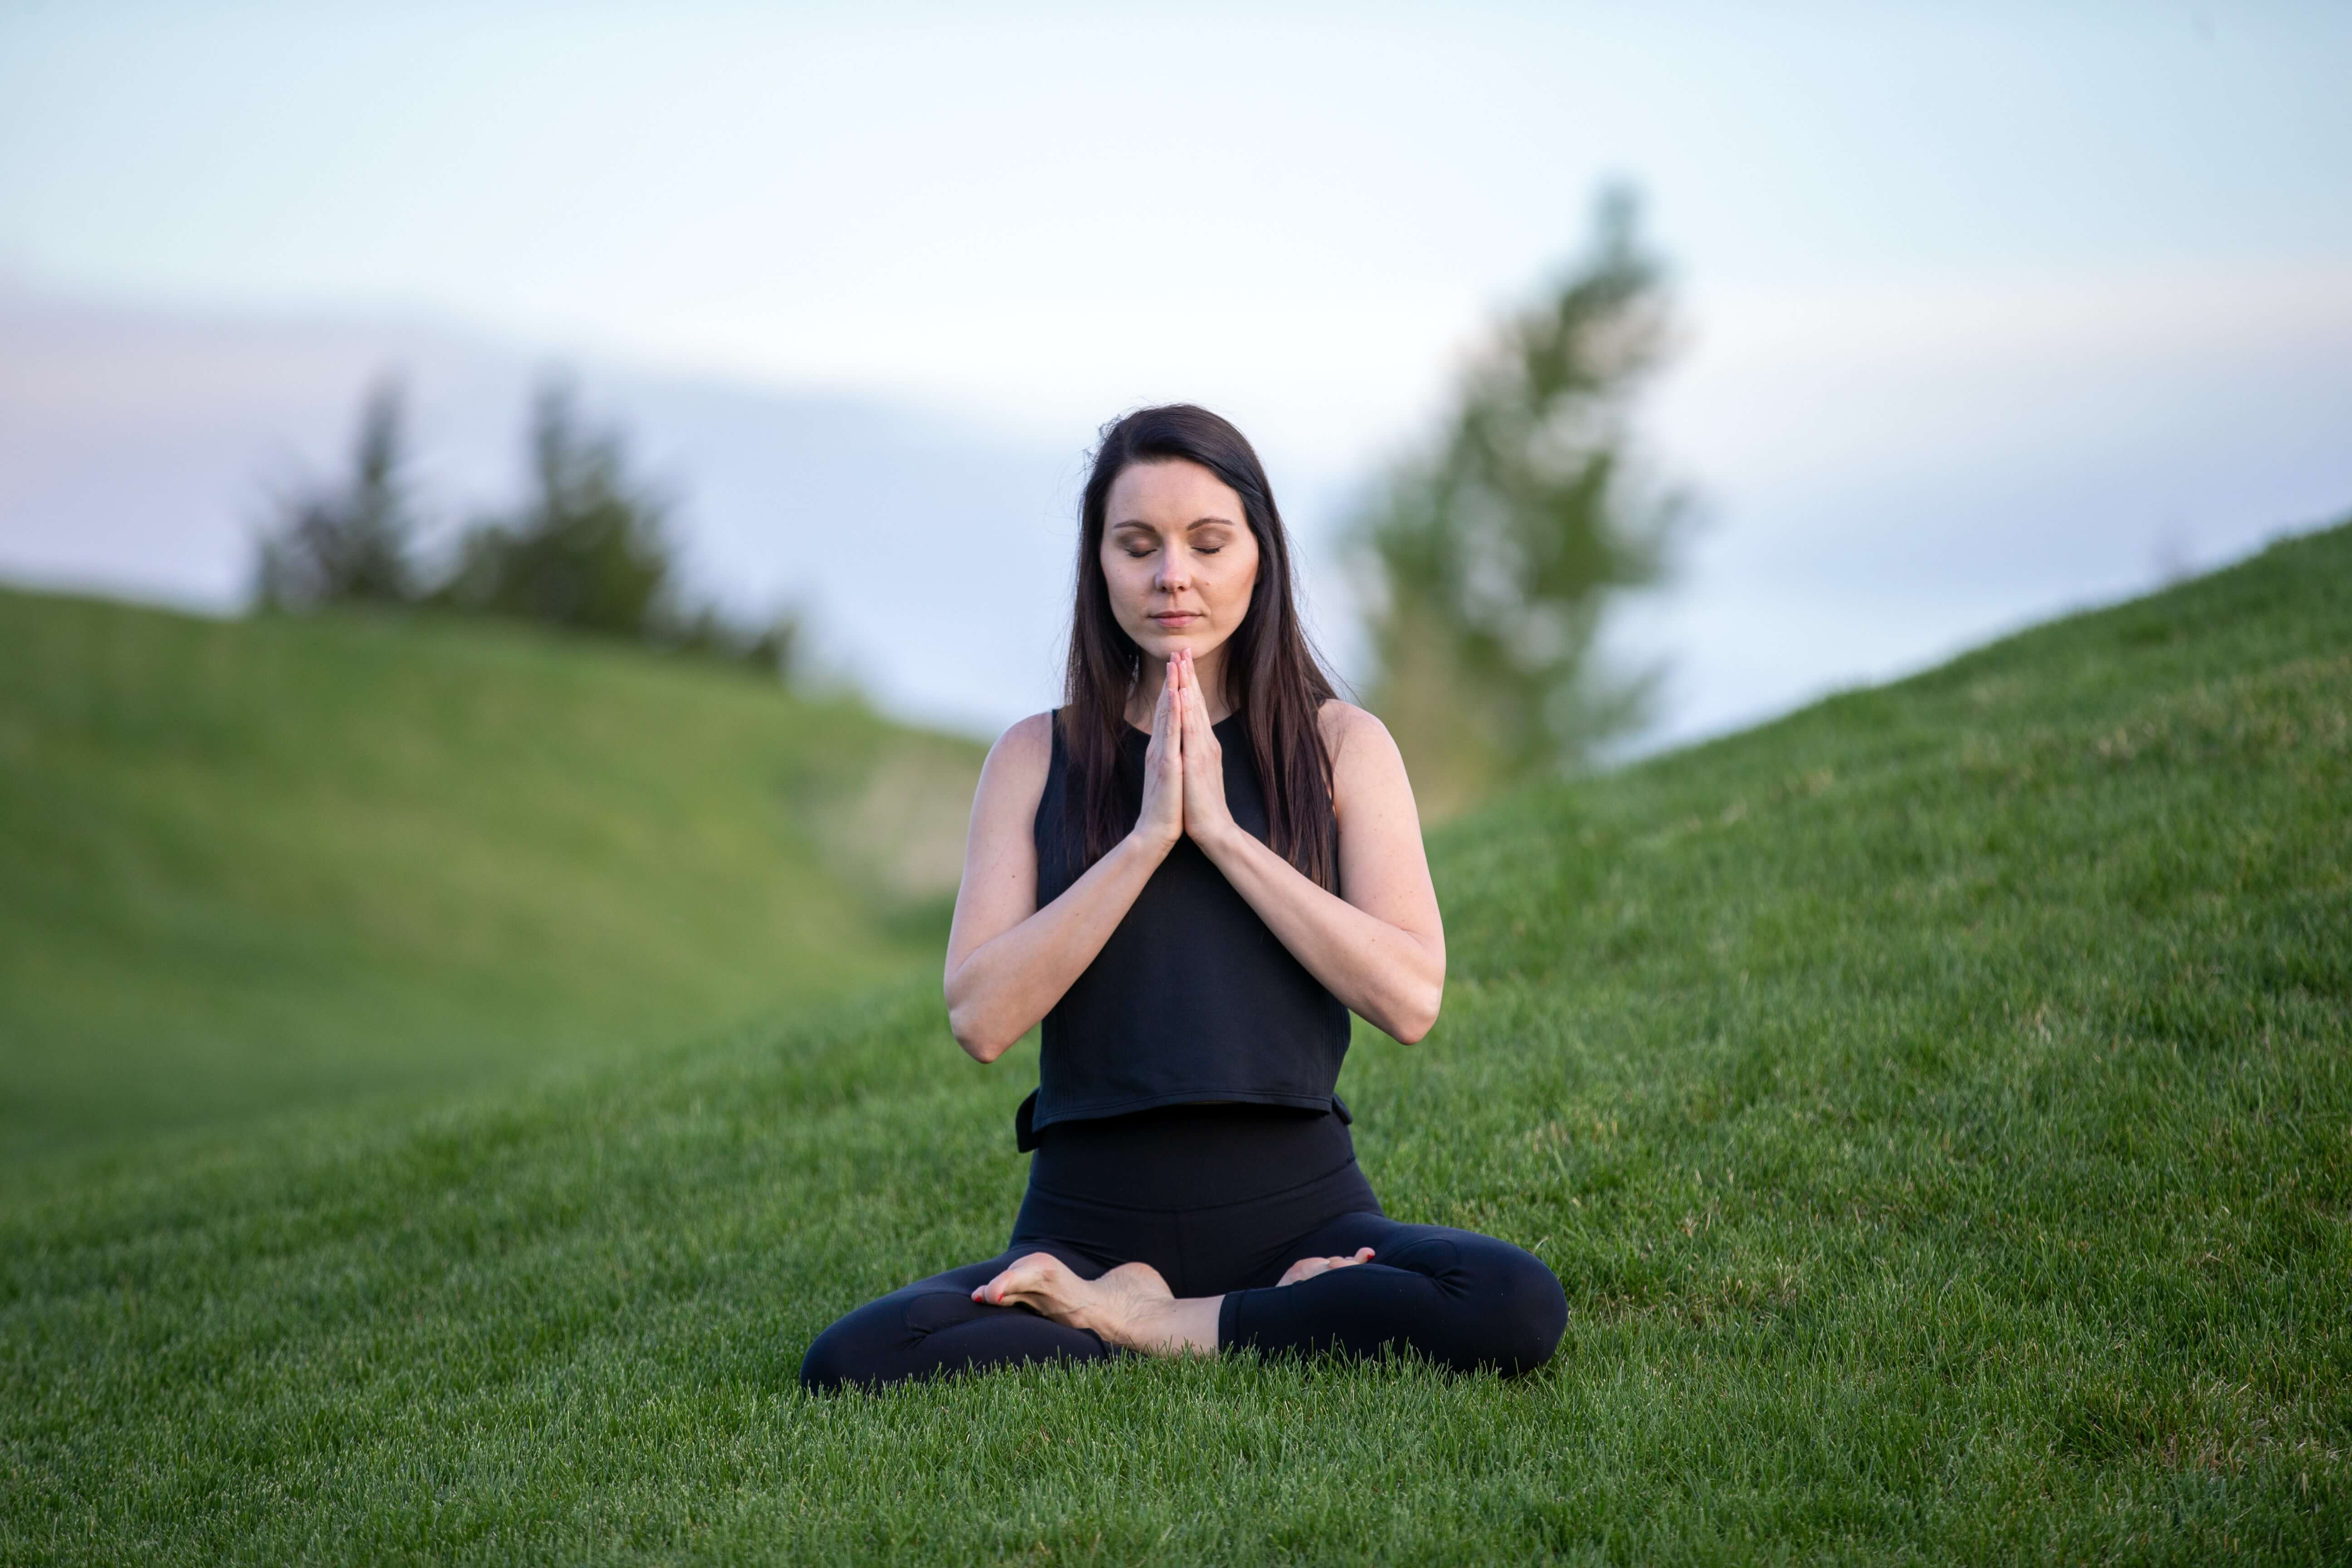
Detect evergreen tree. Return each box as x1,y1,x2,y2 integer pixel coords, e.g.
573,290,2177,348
441,380,674,639
254,378,420,609
1353,187,1684,816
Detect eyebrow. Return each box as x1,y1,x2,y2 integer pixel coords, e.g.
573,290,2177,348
1109,516,1237,531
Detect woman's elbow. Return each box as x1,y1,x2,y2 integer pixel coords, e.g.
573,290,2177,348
943,968,998,1062
946,1000,1014,1064
1383,980,1444,1045
1387,1010,1437,1047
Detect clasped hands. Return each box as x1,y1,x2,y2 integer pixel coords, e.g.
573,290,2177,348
1134,647,1240,859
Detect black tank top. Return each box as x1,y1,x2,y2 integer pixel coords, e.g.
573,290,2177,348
1016,709,1352,1150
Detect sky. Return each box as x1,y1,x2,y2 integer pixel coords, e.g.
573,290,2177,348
4,0,2349,744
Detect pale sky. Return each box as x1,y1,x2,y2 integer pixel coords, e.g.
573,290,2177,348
4,1,2349,744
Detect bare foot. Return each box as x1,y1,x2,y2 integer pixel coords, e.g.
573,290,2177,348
1277,1247,1376,1287
972,1254,1218,1355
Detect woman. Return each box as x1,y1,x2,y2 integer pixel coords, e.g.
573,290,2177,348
800,405,1565,1390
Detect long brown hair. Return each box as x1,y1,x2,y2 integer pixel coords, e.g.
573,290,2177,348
1059,404,1340,889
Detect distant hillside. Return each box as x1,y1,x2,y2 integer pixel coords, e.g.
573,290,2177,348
0,286,1076,733
0,590,984,1157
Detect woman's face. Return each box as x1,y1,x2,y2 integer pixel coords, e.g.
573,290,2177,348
1099,458,1262,667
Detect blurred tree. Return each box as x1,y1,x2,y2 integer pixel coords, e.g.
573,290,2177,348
253,378,420,610
264,372,799,680
1352,186,1685,816
440,380,674,639
660,602,806,682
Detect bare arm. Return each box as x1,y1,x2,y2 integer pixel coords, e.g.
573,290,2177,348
1173,656,1446,1042
942,681,1186,1063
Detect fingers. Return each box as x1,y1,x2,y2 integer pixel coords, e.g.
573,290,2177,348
1146,657,1181,782
1180,648,1213,729
1179,651,1216,765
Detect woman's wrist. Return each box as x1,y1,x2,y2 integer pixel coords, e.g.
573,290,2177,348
1127,821,1181,861
1186,814,1249,862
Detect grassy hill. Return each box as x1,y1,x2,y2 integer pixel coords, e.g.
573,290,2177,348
0,592,982,1157
4,524,2348,1563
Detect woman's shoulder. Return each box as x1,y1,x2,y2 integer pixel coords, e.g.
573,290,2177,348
970,711,1058,825
988,710,1058,774
1314,698,1396,764
1314,701,1414,818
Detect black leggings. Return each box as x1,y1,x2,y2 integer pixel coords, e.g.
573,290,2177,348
800,1104,1567,1392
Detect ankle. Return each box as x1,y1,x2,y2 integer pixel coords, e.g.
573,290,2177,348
1117,1293,1222,1357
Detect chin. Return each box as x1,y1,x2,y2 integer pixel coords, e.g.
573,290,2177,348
1129,626,1187,656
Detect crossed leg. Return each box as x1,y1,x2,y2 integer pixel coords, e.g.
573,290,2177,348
969,1246,1380,1355
1217,1214,1567,1374
978,1217,1563,1375
798,1242,1115,1392
800,1218,1563,1391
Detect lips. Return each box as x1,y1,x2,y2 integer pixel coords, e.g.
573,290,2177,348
1150,612,1200,627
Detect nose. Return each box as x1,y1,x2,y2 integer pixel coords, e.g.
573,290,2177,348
1154,544,1191,595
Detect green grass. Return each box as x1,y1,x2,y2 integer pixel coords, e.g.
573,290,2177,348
0,593,981,1157
5,523,2350,1563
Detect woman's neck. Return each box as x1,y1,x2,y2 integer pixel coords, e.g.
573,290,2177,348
1129,650,1236,728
